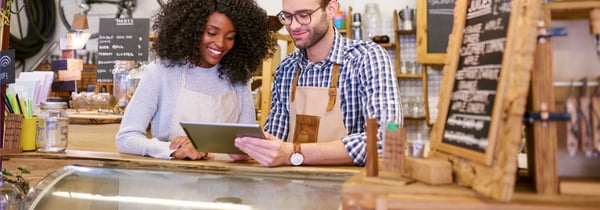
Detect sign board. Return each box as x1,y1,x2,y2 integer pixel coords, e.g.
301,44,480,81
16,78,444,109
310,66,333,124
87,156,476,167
430,0,541,201
417,0,454,64
96,18,149,82
441,0,513,164
0,49,15,84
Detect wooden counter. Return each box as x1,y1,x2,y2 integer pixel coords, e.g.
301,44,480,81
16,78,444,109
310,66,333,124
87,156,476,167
2,123,361,186
67,111,122,124
342,171,600,210
8,123,596,209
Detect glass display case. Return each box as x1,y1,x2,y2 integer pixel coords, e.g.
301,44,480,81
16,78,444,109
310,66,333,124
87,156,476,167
26,165,344,210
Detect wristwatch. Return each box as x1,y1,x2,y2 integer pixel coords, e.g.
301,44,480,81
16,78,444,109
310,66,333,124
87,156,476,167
289,142,304,166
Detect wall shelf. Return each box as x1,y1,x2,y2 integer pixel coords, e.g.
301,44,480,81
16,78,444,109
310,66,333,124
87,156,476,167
397,74,422,79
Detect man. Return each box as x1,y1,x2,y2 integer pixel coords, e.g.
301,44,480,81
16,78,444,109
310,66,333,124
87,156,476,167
235,0,401,166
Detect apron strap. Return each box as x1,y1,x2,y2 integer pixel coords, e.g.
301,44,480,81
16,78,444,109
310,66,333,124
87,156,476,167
290,63,341,111
291,64,301,102
326,64,340,111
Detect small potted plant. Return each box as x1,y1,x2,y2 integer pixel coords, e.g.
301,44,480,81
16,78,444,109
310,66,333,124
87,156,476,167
2,167,30,193
1,167,29,209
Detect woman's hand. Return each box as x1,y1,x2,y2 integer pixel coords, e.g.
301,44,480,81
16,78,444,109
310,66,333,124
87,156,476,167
169,136,211,160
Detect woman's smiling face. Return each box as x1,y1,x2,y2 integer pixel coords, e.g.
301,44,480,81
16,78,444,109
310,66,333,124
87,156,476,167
197,12,236,68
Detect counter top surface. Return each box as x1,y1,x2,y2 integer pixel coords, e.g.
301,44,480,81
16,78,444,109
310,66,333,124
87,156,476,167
67,110,122,124
342,171,600,209
2,123,361,186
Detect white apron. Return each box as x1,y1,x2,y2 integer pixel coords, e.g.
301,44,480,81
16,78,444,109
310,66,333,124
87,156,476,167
169,65,240,140
288,64,347,143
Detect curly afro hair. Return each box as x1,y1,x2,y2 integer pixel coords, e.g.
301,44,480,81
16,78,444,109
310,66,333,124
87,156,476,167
152,0,276,84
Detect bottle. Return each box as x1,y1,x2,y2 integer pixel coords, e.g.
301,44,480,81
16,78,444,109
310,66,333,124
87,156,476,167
352,13,363,40
36,102,69,152
363,3,382,41
334,10,345,29
408,133,425,158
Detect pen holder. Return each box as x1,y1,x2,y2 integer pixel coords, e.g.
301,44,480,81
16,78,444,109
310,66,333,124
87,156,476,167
20,117,37,151
2,114,23,153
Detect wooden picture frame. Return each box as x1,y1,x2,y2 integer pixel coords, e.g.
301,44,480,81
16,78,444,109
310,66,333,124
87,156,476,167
416,0,454,65
429,0,541,201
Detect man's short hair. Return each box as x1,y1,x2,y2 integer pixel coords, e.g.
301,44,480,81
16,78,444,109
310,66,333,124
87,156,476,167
320,0,331,8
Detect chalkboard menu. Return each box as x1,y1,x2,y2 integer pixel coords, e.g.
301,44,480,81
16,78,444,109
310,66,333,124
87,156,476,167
416,0,455,64
427,0,454,54
430,0,540,201
96,18,149,82
441,0,511,153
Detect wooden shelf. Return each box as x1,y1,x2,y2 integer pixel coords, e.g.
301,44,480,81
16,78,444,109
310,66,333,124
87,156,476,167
397,74,423,79
390,8,432,126
337,7,428,125
397,29,417,35
37,63,97,71
378,42,396,48
404,116,426,120
546,1,600,20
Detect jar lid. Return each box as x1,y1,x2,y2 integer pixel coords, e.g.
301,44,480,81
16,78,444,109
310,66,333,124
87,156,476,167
41,102,68,109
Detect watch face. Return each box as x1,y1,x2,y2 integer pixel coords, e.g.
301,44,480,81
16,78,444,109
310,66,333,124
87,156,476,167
290,153,304,166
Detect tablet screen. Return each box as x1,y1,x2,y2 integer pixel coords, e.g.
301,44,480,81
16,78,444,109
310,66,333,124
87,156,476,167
180,121,265,154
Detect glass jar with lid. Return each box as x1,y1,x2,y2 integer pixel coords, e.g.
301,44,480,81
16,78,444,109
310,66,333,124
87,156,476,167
112,60,136,109
363,3,382,41
36,102,69,152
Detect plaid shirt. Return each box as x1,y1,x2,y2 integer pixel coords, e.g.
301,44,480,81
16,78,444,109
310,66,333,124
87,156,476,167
264,30,402,166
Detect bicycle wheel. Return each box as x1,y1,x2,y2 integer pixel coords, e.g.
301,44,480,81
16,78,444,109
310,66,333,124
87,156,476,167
59,0,136,39
157,0,168,6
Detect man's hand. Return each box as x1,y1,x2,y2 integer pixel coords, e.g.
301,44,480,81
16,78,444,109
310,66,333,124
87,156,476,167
234,133,293,167
228,154,250,161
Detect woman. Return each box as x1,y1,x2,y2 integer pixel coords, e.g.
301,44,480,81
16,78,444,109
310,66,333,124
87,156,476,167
115,0,275,160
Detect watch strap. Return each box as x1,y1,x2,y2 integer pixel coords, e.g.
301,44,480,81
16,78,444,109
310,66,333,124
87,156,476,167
290,142,304,166
293,142,301,154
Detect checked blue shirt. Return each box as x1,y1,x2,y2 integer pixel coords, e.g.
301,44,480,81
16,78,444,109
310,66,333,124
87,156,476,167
264,30,402,166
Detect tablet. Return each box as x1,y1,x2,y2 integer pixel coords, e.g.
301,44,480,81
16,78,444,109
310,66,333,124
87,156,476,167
180,121,265,154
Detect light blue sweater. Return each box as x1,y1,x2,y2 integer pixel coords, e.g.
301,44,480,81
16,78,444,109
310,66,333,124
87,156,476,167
115,61,256,159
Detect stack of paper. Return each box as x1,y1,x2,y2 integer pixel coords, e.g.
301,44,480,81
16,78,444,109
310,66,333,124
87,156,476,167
9,71,54,111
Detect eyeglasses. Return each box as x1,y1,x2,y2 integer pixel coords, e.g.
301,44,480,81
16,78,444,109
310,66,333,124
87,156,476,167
277,6,323,26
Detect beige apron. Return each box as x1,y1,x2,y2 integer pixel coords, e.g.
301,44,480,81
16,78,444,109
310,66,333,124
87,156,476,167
169,66,240,140
288,64,347,143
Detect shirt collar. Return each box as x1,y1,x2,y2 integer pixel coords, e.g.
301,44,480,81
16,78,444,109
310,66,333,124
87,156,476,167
295,27,347,67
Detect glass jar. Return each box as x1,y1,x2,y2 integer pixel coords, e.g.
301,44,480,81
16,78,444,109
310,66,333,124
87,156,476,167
36,102,69,152
112,61,136,108
126,62,145,104
363,3,382,41
0,181,25,210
